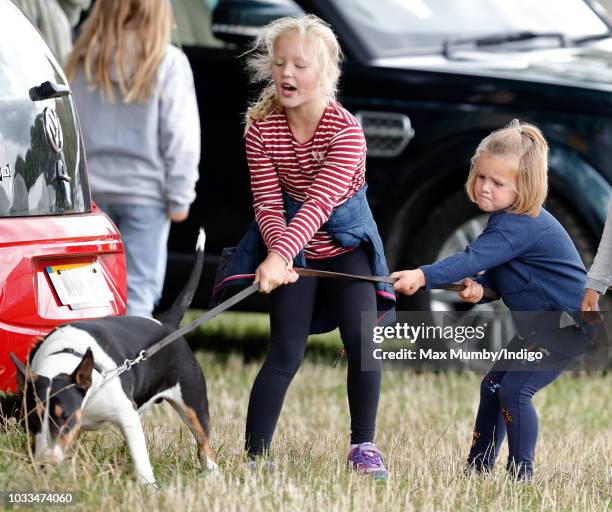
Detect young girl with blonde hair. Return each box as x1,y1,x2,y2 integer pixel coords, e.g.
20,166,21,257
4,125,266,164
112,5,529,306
66,0,200,317
392,120,588,480
212,14,395,478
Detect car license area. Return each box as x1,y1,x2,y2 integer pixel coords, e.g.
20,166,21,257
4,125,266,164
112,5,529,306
46,262,113,309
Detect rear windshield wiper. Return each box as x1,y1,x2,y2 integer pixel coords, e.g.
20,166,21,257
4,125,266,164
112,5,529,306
573,31,612,45
29,80,71,101
443,31,567,58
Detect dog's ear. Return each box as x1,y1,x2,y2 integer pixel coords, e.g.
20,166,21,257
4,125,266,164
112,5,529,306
71,348,94,391
10,352,34,392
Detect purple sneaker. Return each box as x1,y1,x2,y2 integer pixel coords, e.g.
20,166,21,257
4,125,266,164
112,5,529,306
347,442,389,480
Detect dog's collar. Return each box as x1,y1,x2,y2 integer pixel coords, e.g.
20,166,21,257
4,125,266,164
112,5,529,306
49,348,105,374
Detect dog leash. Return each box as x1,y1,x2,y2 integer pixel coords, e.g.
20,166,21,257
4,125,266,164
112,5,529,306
294,268,498,299
294,268,497,367
99,282,261,387
99,270,496,385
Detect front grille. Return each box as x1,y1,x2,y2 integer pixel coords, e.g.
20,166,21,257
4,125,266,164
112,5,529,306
355,111,415,158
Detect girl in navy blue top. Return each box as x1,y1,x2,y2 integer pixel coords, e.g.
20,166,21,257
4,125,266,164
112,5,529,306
392,120,588,480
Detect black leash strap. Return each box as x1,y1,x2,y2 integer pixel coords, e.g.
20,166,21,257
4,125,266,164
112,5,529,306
294,268,498,299
144,281,260,359
100,282,260,386
295,268,395,284
104,267,496,383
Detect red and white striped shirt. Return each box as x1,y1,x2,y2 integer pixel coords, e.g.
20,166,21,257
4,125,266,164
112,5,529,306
245,100,366,263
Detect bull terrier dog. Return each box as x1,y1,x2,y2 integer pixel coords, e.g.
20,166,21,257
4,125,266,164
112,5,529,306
10,229,216,486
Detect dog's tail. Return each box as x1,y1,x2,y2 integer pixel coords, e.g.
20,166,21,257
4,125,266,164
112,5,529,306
158,228,205,328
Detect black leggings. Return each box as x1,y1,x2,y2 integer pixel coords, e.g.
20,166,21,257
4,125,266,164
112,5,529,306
245,246,381,455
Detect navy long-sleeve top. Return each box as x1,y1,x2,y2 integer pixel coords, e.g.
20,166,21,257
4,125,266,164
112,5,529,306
420,208,586,311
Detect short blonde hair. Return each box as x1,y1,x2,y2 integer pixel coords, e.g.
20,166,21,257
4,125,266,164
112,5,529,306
244,14,343,131
65,0,172,104
465,119,549,217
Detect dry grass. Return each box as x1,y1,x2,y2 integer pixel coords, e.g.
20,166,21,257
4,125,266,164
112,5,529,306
0,353,609,511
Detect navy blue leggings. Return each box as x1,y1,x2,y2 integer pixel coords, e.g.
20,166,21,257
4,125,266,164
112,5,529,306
467,327,590,479
245,246,380,455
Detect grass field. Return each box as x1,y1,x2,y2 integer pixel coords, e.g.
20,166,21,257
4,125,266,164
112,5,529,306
0,313,610,511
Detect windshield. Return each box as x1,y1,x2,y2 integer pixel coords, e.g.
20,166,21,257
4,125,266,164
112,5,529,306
330,0,610,57
0,1,90,217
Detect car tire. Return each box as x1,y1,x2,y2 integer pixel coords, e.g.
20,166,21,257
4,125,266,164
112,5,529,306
544,194,612,313
544,194,596,267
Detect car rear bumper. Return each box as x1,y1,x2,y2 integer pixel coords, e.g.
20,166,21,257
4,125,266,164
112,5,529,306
0,209,126,391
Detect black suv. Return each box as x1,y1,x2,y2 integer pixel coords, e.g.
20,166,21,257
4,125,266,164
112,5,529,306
165,0,612,312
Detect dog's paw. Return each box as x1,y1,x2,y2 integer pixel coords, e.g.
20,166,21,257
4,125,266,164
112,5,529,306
203,458,221,477
137,475,159,490
143,482,161,493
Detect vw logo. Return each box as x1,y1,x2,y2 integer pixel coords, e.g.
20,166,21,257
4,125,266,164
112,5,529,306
43,107,63,153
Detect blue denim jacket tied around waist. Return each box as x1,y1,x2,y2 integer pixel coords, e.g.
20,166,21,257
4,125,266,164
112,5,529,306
210,186,396,334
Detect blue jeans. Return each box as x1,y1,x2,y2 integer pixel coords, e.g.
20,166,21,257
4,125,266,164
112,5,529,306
97,203,170,317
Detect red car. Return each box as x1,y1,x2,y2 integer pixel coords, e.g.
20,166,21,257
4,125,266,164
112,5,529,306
0,0,127,391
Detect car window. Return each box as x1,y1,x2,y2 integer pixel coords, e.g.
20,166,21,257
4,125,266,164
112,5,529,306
0,2,90,217
331,0,610,57
172,0,226,47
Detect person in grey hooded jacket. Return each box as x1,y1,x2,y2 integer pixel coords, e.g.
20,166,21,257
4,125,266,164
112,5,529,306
66,0,200,317
582,200,612,311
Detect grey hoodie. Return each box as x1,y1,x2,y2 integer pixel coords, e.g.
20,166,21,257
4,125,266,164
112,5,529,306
71,44,200,214
586,199,612,293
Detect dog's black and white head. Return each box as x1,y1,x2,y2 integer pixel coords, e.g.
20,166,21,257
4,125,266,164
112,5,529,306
11,350,94,463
